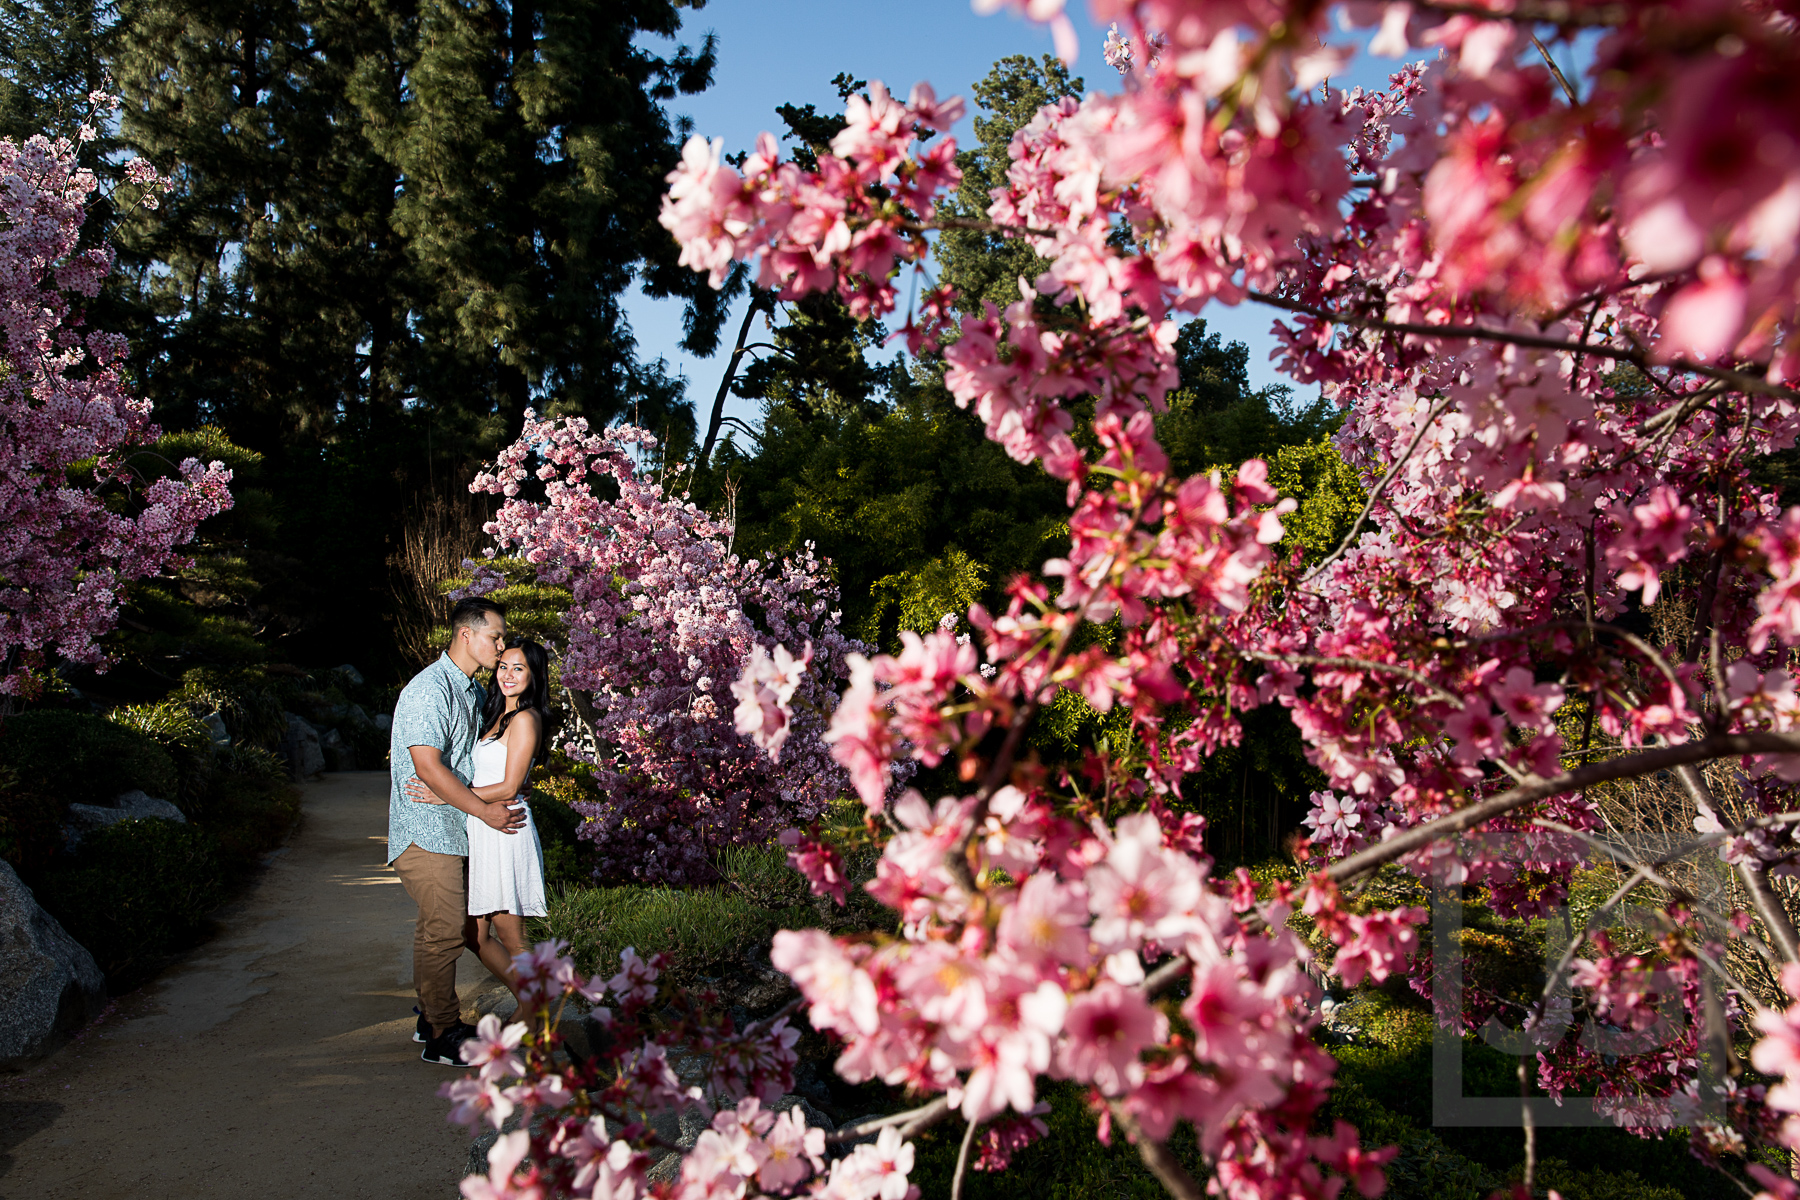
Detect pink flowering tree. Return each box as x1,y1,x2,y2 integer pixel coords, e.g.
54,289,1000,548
0,95,232,701
447,4,1800,1199
466,415,863,885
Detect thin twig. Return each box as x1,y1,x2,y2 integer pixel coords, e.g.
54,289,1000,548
1303,396,1453,581
1530,30,1579,103
951,1117,979,1200
822,1098,953,1145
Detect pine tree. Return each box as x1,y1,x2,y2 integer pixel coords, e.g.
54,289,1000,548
0,0,112,141
382,0,729,439
933,54,1082,315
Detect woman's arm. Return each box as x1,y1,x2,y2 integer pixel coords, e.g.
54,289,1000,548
468,710,539,802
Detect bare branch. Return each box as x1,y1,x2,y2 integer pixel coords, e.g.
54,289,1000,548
1326,731,1800,883
823,1098,955,1145
1529,30,1579,103
951,1117,979,1200
1110,1104,1208,1200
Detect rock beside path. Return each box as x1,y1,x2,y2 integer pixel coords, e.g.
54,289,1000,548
0,859,105,1070
62,790,188,850
283,713,325,779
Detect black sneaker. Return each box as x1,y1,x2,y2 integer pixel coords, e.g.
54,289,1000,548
413,1006,429,1044
421,1020,477,1067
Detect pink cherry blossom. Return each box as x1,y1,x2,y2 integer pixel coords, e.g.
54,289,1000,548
1057,981,1165,1095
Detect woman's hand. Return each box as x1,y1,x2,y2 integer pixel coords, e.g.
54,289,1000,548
404,778,447,805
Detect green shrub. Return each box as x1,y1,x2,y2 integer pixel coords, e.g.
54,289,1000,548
37,817,226,985
0,764,61,874
109,701,214,805
175,666,287,747
527,793,588,891
216,743,288,783
0,710,178,806
196,763,301,868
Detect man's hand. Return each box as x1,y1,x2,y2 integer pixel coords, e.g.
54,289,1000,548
476,801,527,834
407,746,523,832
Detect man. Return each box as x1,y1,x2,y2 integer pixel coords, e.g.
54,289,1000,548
388,595,525,1065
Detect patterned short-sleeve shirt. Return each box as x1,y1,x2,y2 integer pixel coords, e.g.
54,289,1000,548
387,652,484,862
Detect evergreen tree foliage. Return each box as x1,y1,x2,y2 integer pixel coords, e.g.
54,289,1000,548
0,0,112,141
60,0,735,672
934,54,1082,314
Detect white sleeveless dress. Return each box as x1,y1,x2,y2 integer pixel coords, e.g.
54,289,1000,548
466,737,547,917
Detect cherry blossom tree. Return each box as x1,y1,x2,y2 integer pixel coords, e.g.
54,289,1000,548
0,96,233,701
449,3,1800,1198
466,415,863,885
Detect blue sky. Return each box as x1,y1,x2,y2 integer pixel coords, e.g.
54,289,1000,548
624,2,1433,434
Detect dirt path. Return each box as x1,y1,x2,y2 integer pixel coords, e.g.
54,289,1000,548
0,772,505,1200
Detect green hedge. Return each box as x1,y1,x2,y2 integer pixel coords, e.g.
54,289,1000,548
0,710,178,806
37,817,227,986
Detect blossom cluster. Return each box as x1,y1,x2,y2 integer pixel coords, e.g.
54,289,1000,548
0,102,230,693
446,943,922,1200
469,415,862,885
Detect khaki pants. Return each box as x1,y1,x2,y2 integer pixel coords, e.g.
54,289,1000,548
393,844,472,1036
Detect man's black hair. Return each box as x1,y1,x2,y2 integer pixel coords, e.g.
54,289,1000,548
449,596,507,633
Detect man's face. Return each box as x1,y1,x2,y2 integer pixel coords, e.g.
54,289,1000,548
465,611,507,670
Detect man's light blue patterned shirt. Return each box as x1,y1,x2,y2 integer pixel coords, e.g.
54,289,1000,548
387,652,483,862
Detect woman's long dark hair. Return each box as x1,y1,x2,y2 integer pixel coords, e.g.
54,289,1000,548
483,636,555,761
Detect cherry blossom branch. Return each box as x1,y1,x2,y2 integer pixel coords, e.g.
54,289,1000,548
1246,291,1800,405
1302,396,1454,581
1531,818,1781,970
1326,731,1800,883
1244,649,1464,709
951,1117,979,1200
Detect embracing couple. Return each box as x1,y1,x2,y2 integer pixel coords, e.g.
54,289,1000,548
385,596,554,1066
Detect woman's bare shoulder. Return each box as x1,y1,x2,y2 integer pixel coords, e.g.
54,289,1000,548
505,709,542,740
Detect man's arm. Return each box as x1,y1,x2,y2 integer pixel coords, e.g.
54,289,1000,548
408,745,526,832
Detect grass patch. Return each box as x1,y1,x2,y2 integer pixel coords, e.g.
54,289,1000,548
531,883,815,984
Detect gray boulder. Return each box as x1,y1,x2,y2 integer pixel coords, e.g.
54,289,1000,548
0,859,105,1069
374,712,392,733
334,663,365,688
319,726,356,772
283,713,325,779
64,791,187,849
201,711,230,747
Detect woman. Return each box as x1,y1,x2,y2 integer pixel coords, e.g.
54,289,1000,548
410,636,553,1013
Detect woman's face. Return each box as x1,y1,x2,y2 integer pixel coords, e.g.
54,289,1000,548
495,648,532,700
